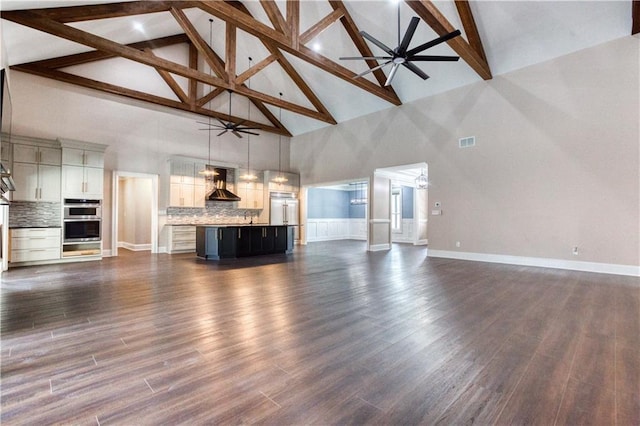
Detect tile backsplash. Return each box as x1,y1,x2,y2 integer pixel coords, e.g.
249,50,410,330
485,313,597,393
9,201,62,228
167,202,262,225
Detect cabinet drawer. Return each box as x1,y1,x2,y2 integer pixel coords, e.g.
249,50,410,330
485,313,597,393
172,241,195,251
11,248,60,263
12,236,60,250
11,228,61,238
171,225,195,234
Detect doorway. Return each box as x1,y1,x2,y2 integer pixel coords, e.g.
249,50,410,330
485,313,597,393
111,171,159,256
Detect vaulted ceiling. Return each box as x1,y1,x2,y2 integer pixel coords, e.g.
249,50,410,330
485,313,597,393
1,1,637,137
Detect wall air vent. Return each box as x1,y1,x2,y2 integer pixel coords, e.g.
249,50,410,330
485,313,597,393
459,136,476,148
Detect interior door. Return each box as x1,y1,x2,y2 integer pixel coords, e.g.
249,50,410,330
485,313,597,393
367,174,391,251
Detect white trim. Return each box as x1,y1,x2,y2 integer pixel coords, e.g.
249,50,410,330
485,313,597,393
102,249,113,257
427,250,640,277
369,243,391,251
118,242,152,251
158,245,167,254
369,219,391,224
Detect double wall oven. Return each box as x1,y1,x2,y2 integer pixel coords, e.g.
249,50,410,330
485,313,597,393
63,198,101,244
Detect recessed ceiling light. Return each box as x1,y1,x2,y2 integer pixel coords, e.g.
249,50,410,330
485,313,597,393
133,21,145,33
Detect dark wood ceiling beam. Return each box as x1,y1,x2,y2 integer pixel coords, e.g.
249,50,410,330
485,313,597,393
26,0,194,23
259,0,289,35
199,1,401,105
169,7,226,79
1,9,228,87
404,0,492,80
21,34,190,69
454,0,488,63
327,1,390,88
197,87,226,108
11,64,291,136
633,0,640,34
226,23,237,87
287,0,300,49
236,54,277,85
145,48,189,104
300,8,344,45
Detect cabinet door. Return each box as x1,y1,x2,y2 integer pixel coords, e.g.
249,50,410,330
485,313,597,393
250,227,264,254
13,144,38,163
193,183,206,208
236,227,252,256
274,226,287,252
62,148,84,165
169,182,184,206
62,165,85,198
12,162,39,201
181,183,195,207
38,165,61,202
263,227,276,253
235,185,248,209
38,147,62,166
218,227,237,258
83,151,104,168
84,167,104,198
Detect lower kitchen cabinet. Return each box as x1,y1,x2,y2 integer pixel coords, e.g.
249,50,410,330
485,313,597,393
196,226,237,260
167,225,196,253
196,225,293,260
10,227,61,264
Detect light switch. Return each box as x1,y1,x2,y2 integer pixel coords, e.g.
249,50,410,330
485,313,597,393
432,209,442,216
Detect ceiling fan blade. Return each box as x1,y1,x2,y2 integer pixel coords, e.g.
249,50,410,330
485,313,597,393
237,129,261,136
233,120,247,128
217,130,228,137
360,31,394,55
355,60,392,78
339,56,392,60
232,130,243,138
217,118,228,127
402,62,430,80
398,17,420,54
385,63,401,86
196,120,214,126
409,55,460,62
405,29,461,56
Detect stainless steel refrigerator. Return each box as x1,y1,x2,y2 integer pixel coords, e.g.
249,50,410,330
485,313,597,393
270,196,299,240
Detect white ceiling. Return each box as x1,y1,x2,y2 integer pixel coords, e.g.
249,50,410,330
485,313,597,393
0,1,633,136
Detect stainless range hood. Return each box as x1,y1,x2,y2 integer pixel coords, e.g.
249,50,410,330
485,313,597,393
207,168,241,202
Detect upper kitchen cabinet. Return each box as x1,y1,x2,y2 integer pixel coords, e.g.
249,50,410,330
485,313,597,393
169,158,205,208
59,139,107,199
10,135,61,202
265,171,300,194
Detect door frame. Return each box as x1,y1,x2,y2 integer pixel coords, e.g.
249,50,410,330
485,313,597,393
111,171,159,256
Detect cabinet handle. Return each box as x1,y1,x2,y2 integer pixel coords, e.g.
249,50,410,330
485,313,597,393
275,228,278,237
238,229,242,239
219,229,222,240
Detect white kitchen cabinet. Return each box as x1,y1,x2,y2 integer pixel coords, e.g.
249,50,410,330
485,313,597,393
62,147,104,168
13,144,61,166
12,162,61,202
167,225,196,253
237,181,264,210
169,160,205,207
63,165,104,199
10,227,61,264
59,139,107,199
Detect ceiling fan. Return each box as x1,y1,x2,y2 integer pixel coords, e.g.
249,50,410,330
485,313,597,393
198,90,260,138
340,5,462,86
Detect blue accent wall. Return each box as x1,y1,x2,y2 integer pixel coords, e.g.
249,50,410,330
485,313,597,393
402,186,414,219
349,190,367,218
308,188,350,218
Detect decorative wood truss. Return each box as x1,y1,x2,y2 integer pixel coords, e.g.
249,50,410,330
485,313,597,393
2,0,493,137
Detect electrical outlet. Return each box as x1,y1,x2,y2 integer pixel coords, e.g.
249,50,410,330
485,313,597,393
456,241,461,248
572,246,579,255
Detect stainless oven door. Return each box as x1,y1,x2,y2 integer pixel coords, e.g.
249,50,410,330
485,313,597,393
63,220,101,242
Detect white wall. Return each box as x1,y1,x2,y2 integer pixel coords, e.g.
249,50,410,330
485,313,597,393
292,36,640,269
118,177,152,249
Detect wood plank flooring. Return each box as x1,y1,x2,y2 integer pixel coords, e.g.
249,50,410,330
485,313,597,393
1,241,638,425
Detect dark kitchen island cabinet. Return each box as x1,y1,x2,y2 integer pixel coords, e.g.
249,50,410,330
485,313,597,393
196,225,294,260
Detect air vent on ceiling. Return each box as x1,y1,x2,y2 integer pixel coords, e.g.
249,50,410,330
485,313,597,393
459,136,476,148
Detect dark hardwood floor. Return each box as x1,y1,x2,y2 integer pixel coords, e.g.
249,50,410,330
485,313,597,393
1,241,638,425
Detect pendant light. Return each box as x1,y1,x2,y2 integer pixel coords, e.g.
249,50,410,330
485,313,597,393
240,56,258,182
415,168,428,189
350,181,367,205
199,18,218,178
273,92,288,184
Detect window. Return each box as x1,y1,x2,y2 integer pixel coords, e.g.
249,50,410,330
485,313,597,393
391,187,402,233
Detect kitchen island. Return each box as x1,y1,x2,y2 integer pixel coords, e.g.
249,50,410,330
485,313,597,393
196,225,294,260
